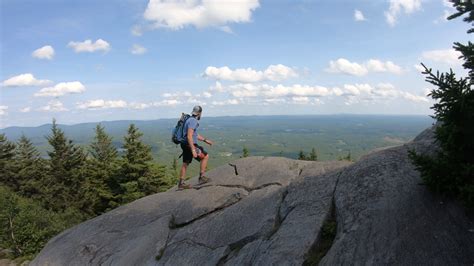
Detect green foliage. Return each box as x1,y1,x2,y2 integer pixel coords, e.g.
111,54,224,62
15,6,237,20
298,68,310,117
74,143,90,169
82,124,119,215
242,146,249,158
410,1,474,207
298,150,306,160
0,186,71,258
309,148,318,161
44,119,87,212
14,135,46,198
298,148,318,161
338,151,352,162
0,134,16,191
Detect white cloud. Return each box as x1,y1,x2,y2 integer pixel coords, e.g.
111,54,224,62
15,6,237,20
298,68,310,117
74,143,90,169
204,64,298,83
421,49,462,65
131,44,147,55
354,9,366,21
153,99,181,106
40,100,68,112
68,39,110,53
0,106,8,116
326,58,368,76
414,64,425,72
217,83,331,99
32,45,55,60
211,99,240,106
202,91,212,98
131,25,144,36
401,91,429,103
77,99,128,110
143,0,260,30
326,58,403,76
129,102,151,109
2,73,52,87
20,107,31,113
384,0,422,26
34,81,86,97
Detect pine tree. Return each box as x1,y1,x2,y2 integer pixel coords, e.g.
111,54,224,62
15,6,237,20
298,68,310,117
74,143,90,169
242,147,249,158
298,150,306,160
410,1,474,207
83,124,119,215
14,135,46,198
309,148,318,161
119,124,154,203
44,119,86,212
0,134,16,190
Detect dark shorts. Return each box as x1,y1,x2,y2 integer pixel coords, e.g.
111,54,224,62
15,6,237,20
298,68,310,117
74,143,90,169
180,143,208,164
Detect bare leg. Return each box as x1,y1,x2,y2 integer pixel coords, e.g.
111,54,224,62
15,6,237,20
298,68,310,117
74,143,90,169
180,163,188,182
200,154,209,176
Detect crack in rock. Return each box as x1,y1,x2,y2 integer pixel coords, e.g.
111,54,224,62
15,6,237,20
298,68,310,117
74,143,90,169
193,182,282,193
169,193,245,229
228,163,239,175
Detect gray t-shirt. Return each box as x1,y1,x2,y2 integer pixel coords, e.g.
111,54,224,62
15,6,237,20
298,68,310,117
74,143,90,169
183,116,199,144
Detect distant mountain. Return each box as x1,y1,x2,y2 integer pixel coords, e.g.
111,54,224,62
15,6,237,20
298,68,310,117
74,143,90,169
0,115,434,168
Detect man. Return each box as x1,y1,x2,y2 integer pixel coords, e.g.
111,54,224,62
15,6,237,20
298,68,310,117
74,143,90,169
178,105,213,189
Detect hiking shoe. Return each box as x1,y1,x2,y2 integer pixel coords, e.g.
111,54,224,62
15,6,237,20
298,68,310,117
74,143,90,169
178,182,192,190
198,176,211,185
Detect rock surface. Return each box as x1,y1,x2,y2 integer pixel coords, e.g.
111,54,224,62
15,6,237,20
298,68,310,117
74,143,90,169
31,157,349,266
31,127,474,265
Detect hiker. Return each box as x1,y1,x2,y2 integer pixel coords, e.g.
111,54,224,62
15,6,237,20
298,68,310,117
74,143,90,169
178,105,213,189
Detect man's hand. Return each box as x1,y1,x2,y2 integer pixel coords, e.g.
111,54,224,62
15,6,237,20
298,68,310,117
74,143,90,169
192,148,198,158
204,139,213,146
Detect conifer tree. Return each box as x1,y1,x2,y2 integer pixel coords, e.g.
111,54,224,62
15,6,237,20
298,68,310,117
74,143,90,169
83,124,118,215
410,1,474,207
309,148,318,161
119,124,154,203
44,119,86,211
0,134,16,190
298,150,306,160
14,135,46,198
242,147,249,158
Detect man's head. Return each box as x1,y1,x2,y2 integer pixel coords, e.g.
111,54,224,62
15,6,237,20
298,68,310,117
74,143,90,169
192,105,202,119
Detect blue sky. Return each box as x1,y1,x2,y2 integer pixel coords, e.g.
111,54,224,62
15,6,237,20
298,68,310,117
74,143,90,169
0,0,470,127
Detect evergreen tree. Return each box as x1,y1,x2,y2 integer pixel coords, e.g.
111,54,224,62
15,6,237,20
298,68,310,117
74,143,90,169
242,146,249,158
119,124,154,203
410,1,474,207
0,134,16,190
14,135,46,198
83,124,119,215
44,119,86,212
298,150,306,160
309,148,318,161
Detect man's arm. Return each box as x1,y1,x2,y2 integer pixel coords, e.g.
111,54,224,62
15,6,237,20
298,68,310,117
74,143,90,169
187,128,197,158
198,134,213,146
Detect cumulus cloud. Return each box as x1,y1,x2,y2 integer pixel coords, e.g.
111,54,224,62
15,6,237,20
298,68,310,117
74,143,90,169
0,106,7,116
77,99,127,110
40,100,68,112
131,44,147,55
211,99,240,106
384,0,422,26
204,64,298,83
34,81,86,97
421,49,462,65
354,9,366,21
326,58,368,76
32,45,55,60
68,39,110,53
326,58,402,76
143,0,260,30
2,73,52,87
153,99,182,106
